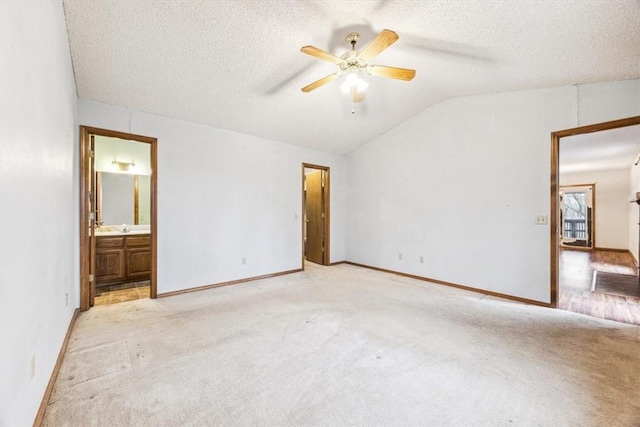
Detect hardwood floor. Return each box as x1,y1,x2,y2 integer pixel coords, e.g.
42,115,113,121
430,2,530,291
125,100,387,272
94,281,150,306
559,248,640,325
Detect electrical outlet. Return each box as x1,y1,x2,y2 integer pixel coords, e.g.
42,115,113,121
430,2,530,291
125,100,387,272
241,257,247,265
398,253,403,260
30,354,35,380
419,256,424,264
535,215,548,225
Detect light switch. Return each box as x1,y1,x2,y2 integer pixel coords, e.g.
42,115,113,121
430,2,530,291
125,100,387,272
535,215,548,225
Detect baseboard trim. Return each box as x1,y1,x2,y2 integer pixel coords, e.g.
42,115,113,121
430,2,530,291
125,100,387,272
559,245,592,251
594,247,631,253
329,261,346,266
344,262,551,308
158,268,303,298
33,308,80,427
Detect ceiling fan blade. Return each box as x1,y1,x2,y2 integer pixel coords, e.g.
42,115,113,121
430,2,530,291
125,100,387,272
300,46,344,65
358,29,399,61
369,65,416,81
301,73,341,92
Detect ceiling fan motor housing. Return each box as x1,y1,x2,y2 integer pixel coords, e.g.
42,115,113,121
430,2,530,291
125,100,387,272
340,50,368,74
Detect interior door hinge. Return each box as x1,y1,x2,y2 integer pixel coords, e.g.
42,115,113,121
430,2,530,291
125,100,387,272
89,274,95,283
87,149,94,158
88,212,95,221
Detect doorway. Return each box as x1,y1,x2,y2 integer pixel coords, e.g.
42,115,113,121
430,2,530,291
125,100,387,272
79,126,158,311
550,116,640,324
302,163,330,266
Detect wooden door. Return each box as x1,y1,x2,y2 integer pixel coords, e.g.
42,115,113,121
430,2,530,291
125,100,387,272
305,170,324,264
89,135,97,306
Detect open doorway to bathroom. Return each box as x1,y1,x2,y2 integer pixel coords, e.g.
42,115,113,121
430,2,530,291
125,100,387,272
302,163,330,267
79,126,157,311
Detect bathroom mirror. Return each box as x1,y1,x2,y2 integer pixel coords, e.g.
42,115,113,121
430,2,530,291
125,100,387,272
97,172,150,226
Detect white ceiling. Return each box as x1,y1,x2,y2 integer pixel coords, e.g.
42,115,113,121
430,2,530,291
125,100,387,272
560,124,640,174
62,0,640,155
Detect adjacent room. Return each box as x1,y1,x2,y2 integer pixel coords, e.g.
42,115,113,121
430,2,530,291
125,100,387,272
1,1,639,426
558,125,640,322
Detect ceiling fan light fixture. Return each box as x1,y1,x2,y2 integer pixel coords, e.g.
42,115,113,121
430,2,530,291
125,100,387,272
340,73,368,95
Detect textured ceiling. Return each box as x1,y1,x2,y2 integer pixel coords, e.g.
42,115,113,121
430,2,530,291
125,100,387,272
560,125,640,174
63,0,640,154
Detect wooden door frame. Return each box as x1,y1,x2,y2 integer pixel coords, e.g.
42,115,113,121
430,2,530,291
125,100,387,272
559,183,596,250
79,126,158,311
301,163,330,268
550,116,640,307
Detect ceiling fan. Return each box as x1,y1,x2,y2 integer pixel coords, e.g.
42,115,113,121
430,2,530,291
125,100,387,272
300,29,416,103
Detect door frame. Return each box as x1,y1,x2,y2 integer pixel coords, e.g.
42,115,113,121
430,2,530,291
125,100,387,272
550,115,640,307
301,163,330,268
559,183,596,250
79,126,158,311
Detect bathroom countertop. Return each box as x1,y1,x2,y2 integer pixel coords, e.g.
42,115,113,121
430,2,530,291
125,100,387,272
95,230,150,236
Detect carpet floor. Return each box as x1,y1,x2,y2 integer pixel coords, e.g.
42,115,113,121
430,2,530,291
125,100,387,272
43,263,640,426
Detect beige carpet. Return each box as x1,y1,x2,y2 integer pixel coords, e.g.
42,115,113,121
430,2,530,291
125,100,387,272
43,263,640,426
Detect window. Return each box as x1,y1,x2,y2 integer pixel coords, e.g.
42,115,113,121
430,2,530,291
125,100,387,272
562,191,587,238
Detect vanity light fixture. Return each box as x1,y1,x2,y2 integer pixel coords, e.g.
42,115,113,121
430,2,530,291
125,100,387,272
112,158,136,171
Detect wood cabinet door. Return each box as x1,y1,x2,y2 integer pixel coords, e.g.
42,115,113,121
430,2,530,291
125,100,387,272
126,248,151,279
95,249,125,283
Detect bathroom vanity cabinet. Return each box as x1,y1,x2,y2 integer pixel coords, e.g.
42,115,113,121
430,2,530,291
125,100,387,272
95,234,151,287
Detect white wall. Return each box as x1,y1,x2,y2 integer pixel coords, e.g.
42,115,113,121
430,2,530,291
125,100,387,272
629,165,640,263
346,80,640,303
78,99,347,293
0,2,78,425
560,168,630,249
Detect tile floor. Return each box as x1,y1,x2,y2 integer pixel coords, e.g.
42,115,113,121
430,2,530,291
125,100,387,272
94,281,150,306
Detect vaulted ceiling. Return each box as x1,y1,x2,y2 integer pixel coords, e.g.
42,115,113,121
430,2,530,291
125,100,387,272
63,1,640,154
